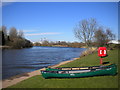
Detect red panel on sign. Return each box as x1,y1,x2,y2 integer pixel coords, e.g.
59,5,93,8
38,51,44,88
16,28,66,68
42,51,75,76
98,47,107,57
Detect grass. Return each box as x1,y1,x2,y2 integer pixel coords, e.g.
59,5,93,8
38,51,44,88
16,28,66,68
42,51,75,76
8,49,118,88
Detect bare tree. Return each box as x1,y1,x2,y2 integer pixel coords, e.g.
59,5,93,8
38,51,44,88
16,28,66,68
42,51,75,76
94,27,116,46
74,18,97,46
18,30,24,39
94,27,107,46
9,27,18,41
106,28,115,41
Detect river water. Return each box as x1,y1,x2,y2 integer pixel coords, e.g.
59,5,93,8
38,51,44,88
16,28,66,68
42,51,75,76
2,46,86,79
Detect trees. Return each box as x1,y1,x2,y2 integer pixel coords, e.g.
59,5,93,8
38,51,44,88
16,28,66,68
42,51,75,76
0,30,5,45
0,26,33,49
2,26,7,41
12,38,33,48
106,28,115,41
94,27,107,46
74,18,97,46
9,27,18,41
74,18,116,47
94,27,115,46
18,30,24,39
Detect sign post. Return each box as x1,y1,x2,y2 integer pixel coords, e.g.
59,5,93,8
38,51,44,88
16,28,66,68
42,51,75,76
98,47,107,65
100,57,103,64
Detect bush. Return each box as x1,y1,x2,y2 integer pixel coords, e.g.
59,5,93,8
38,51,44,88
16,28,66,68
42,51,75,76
107,44,120,50
7,38,33,49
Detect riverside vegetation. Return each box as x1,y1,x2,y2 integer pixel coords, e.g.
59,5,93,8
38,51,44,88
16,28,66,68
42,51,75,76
0,26,33,49
8,48,118,88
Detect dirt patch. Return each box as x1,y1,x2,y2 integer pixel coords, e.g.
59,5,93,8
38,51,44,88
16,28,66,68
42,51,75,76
7,73,29,80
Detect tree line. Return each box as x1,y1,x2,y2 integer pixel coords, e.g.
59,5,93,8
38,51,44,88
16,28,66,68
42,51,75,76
34,40,86,48
33,38,111,48
74,18,116,47
34,39,120,49
0,26,33,49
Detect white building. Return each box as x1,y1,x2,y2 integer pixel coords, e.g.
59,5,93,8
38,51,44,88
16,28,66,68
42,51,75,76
108,40,120,44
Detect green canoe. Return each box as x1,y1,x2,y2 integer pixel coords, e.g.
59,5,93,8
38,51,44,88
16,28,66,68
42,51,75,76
46,64,116,71
41,64,117,79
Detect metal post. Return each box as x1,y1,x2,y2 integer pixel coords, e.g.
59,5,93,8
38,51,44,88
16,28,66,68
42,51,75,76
100,57,103,64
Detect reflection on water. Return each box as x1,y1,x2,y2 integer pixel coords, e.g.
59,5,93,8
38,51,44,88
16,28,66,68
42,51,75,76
2,46,86,79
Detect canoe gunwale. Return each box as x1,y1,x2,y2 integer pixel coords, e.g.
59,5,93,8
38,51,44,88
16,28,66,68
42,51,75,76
46,64,116,71
41,66,114,74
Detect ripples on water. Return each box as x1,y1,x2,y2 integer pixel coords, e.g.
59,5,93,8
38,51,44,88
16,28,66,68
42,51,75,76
2,46,86,79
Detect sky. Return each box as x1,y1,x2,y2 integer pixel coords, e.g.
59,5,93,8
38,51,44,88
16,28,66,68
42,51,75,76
2,2,118,42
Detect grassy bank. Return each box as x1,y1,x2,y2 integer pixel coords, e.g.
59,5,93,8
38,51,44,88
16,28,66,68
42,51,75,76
7,49,118,88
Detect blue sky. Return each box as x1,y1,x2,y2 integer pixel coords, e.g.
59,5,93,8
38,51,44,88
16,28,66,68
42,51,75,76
2,2,118,42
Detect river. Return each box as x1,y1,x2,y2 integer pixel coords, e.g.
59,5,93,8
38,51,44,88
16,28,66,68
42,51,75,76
2,46,86,79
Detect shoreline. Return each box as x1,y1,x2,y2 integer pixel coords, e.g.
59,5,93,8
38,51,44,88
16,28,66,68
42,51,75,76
0,46,11,49
2,57,79,88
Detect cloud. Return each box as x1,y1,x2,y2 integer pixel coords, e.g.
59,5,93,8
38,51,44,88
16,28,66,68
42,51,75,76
25,32,61,36
23,30,38,33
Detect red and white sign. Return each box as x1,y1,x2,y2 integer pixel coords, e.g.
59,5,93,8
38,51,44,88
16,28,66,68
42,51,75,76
98,47,107,57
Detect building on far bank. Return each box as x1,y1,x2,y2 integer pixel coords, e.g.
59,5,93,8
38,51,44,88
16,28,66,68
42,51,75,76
108,40,120,44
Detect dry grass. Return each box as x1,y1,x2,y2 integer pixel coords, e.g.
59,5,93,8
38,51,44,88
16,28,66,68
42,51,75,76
80,47,97,57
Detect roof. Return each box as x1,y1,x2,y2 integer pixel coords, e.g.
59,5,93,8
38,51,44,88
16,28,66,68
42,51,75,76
108,40,120,44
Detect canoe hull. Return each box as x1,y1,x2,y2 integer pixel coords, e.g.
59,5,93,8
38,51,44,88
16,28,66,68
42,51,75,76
41,64,117,79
